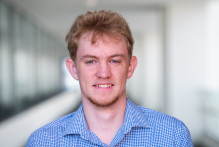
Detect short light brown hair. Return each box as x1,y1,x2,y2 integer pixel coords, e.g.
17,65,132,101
65,10,134,61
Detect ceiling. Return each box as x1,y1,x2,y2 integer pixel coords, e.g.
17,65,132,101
4,0,209,45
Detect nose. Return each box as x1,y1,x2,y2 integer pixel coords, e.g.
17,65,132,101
96,61,111,78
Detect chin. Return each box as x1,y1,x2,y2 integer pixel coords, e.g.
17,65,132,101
88,96,119,107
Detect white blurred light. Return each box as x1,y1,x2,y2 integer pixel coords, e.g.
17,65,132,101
84,0,98,7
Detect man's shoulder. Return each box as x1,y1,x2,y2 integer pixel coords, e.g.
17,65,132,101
37,112,74,131
26,112,76,146
138,106,188,129
127,103,193,146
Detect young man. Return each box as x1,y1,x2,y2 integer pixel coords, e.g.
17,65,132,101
26,10,193,146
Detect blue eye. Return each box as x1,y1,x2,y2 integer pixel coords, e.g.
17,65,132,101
85,60,95,64
110,60,121,63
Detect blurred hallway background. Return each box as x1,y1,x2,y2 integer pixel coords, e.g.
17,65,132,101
0,0,219,146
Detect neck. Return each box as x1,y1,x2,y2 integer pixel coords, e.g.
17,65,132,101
83,97,127,146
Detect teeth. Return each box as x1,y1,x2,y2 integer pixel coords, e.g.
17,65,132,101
97,84,112,88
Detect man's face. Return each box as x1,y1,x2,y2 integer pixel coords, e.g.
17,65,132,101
67,32,137,107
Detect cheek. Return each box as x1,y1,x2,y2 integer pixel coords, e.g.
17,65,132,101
115,68,129,81
78,67,95,83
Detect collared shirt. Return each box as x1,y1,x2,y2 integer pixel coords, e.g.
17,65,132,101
26,99,193,146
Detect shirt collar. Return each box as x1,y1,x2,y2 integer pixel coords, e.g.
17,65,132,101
122,99,151,134
63,98,151,137
63,105,89,136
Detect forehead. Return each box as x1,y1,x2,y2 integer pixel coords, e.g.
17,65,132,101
77,32,128,56
79,31,124,45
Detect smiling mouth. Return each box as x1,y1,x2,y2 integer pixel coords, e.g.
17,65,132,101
94,84,113,88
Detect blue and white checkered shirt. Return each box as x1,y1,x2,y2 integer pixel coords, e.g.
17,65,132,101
26,98,193,146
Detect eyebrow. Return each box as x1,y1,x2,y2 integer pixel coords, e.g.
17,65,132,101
80,55,98,61
110,54,126,58
80,54,126,60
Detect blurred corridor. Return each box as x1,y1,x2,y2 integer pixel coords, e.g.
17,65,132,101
0,0,219,146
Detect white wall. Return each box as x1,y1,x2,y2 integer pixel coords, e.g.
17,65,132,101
166,2,207,142
206,1,219,91
126,9,165,112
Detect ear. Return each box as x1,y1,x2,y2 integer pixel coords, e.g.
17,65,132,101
66,58,79,80
127,56,137,79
